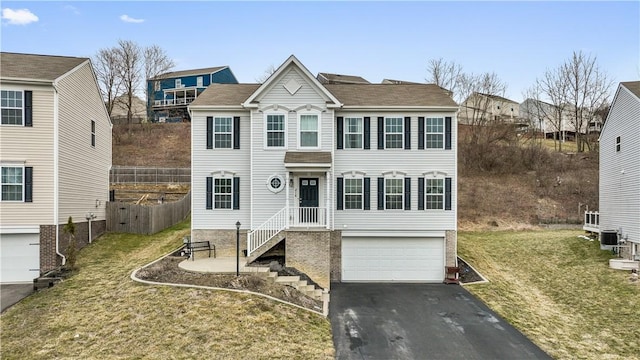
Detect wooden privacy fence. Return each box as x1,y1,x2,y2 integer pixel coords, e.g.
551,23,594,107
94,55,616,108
107,191,191,234
110,166,191,184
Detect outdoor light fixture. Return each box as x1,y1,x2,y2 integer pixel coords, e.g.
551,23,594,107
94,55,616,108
235,221,241,277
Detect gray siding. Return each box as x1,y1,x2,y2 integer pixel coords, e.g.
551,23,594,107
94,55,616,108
599,86,640,244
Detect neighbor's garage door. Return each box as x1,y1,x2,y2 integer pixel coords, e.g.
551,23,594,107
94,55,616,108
1,233,40,283
342,237,444,282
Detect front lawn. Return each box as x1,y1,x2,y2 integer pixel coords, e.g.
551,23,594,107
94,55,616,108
459,230,640,360
0,219,333,359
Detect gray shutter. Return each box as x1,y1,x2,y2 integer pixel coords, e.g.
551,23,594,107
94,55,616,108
363,177,370,210
206,117,213,149
377,177,384,210
233,116,240,149
25,167,33,202
206,177,212,209
404,117,411,150
445,177,452,210
233,177,240,210
336,117,344,150
418,117,425,150
377,117,384,149
445,117,452,150
364,117,371,150
404,177,411,210
418,177,424,210
24,91,33,127
336,177,343,210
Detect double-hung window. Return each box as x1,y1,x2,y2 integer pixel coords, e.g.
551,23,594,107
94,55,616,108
426,117,444,149
344,117,363,149
1,166,23,201
425,178,444,209
266,114,285,147
300,114,319,148
385,117,403,149
344,178,363,210
214,178,232,209
214,117,232,148
1,90,23,125
385,178,403,209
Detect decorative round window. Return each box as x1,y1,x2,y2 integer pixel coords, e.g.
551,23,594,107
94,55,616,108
267,174,285,193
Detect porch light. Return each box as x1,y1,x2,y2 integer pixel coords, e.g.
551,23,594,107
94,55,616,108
289,178,294,187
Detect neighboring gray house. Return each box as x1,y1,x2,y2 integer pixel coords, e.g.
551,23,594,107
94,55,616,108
188,55,458,290
598,81,640,261
317,72,370,85
0,52,112,283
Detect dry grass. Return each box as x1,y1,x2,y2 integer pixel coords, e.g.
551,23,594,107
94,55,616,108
0,219,333,359
458,230,640,360
112,123,191,167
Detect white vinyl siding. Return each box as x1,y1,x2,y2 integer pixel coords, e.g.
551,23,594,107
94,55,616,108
1,90,23,125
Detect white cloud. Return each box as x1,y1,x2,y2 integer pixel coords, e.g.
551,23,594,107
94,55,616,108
1,8,39,25
120,14,144,23
64,5,80,15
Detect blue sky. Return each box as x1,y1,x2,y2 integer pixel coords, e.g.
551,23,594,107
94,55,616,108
1,1,638,102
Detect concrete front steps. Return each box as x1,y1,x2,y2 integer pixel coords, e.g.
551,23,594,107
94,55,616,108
249,268,325,301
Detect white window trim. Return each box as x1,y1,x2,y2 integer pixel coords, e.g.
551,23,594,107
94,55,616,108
154,81,160,92
343,175,364,210
384,116,404,150
266,174,285,193
1,165,25,202
213,177,233,210
425,117,445,150
344,116,364,150
424,176,445,211
264,111,288,150
175,79,182,88
1,90,25,126
197,76,203,87
383,174,404,211
213,116,233,149
298,110,321,149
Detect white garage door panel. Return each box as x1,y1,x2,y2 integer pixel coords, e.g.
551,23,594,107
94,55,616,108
1,233,40,283
342,238,444,282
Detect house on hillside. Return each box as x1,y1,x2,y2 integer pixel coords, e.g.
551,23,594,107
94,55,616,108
597,81,640,262
110,94,146,125
0,52,112,283
459,92,523,127
147,66,238,122
520,98,573,140
317,72,370,84
188,55,458,289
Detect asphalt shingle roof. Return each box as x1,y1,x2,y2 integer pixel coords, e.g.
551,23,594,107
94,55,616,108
0,52,87,82
317,73,370,84
150,66,227,80
190,84,260,107
325,84,458,107
621,81,640,99
284,151,332,164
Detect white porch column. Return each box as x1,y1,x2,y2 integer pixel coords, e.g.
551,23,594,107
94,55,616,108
285,172,290,229
326,171,330,229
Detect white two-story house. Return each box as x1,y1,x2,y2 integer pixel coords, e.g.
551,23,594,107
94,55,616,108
188,56,458,289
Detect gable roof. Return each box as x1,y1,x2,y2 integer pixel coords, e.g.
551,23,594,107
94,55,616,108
621,81,640,99
381,79,421,85
325,84,457,107
475,92,519,104
317,73,370,84
190,84,260,107
0,52,87,82
150,66,227,80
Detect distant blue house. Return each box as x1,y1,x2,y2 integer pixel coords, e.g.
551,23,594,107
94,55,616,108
147,66,238,122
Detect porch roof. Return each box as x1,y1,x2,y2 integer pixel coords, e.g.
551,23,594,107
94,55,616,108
284,151,332,168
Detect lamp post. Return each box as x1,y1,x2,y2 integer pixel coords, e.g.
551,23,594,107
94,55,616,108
235,221,241,277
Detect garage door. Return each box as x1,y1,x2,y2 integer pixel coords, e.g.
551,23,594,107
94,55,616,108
1,233,40,283
342,237,444,282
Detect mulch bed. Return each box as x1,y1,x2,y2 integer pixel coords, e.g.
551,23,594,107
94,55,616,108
458,257,485,283
136,255,323,312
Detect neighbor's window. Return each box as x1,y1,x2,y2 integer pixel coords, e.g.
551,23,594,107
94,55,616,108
154,81,160,92
426,117,444,149
175,79,182,88
214,117,232,148
214,178,232,209
1,166,23,201
385,117,403,149
344,178,363,210
385,178,403,209
616,136,621,152
266,114,285,147
300,114,319,147
425,178,444,209
91,120,96,147
197,76,203,87
345,117,363,149
1,90,23,125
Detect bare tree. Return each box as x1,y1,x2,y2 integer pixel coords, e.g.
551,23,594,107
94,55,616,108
93,47,123,116
255,64,277,83
525,70,570,152
426,58,463,102
144,45,175,121
116,40,143,124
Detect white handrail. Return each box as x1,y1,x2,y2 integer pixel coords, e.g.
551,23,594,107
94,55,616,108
290,207,326,227
584,211,599,228
247,207,288,256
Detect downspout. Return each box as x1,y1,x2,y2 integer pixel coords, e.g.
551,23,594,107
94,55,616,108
52,83,66,265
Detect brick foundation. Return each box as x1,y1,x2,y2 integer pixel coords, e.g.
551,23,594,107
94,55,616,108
285,230,335,290
191,229,247,258
39,220,107,274
330,230,342,283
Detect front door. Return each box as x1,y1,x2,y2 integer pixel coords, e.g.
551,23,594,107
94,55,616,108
299,178,319,223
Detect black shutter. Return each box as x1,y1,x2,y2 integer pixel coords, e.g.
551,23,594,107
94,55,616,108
445,117,452,150
233,116,240,149
25,167,33,202
336,117,344,150
24,91,33,127
418,117,425,150
233,177,240,210
363,117,371,150
404,117,411,150
206,117,213,149
206,177,213,209
445,177,452,210
377,177,384,210
363,177,370,210
377,117,384,149
336,177,344,210
418,177,425,210
404,177,411,210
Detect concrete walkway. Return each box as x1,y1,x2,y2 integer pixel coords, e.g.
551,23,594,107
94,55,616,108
178,256,269,275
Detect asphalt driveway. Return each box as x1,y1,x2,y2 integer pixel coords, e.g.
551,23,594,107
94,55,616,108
330,283,552,360
1,284,33,312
